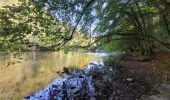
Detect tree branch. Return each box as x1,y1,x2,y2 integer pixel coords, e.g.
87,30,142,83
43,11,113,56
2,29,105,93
59,0,96,48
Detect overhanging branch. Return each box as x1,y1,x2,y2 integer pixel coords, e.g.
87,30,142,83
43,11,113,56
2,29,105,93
59,0,96,48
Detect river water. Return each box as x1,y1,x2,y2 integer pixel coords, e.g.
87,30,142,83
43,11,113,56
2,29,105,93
0,51,103,100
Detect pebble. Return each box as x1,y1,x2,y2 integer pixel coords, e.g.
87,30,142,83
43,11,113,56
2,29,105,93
126,78,133,82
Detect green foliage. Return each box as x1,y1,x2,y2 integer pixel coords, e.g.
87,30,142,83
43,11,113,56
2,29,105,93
0,0,94,52
0,0,170,54
0,0,61,51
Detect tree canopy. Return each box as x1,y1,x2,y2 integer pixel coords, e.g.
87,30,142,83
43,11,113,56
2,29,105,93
0,0,170,55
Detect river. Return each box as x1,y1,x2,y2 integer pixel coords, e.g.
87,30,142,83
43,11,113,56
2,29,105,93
0,51,103,100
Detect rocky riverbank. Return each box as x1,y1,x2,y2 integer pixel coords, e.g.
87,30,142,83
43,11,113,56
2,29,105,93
24,60,158,100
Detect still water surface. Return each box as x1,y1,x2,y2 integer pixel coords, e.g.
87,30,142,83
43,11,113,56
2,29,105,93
0,51,102,100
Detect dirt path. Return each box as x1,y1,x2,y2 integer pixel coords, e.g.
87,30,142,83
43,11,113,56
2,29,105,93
120,50,170,100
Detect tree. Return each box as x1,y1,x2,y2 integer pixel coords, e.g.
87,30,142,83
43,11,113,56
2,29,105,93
0,0,170,55
0,0,72,51
45,0,170,55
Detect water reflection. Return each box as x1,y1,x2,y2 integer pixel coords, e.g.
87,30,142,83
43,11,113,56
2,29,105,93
0,51,102,100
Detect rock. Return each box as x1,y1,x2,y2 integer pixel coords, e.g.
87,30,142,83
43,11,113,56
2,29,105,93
24,62,111,100
126,78,133,82
144,95,170,100
159,84,170,94
56,71,60,73
24,96,30,99
72,88,80,94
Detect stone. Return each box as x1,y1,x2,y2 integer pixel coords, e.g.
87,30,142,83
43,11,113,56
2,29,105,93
126,78,133,82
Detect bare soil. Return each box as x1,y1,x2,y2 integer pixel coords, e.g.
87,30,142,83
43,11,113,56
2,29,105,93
120,50,170,100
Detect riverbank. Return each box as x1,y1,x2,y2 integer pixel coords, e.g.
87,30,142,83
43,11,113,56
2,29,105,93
23,50,170,100
24,61,158,100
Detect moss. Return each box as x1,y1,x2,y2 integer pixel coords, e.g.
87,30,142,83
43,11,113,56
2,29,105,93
154,60,170,80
